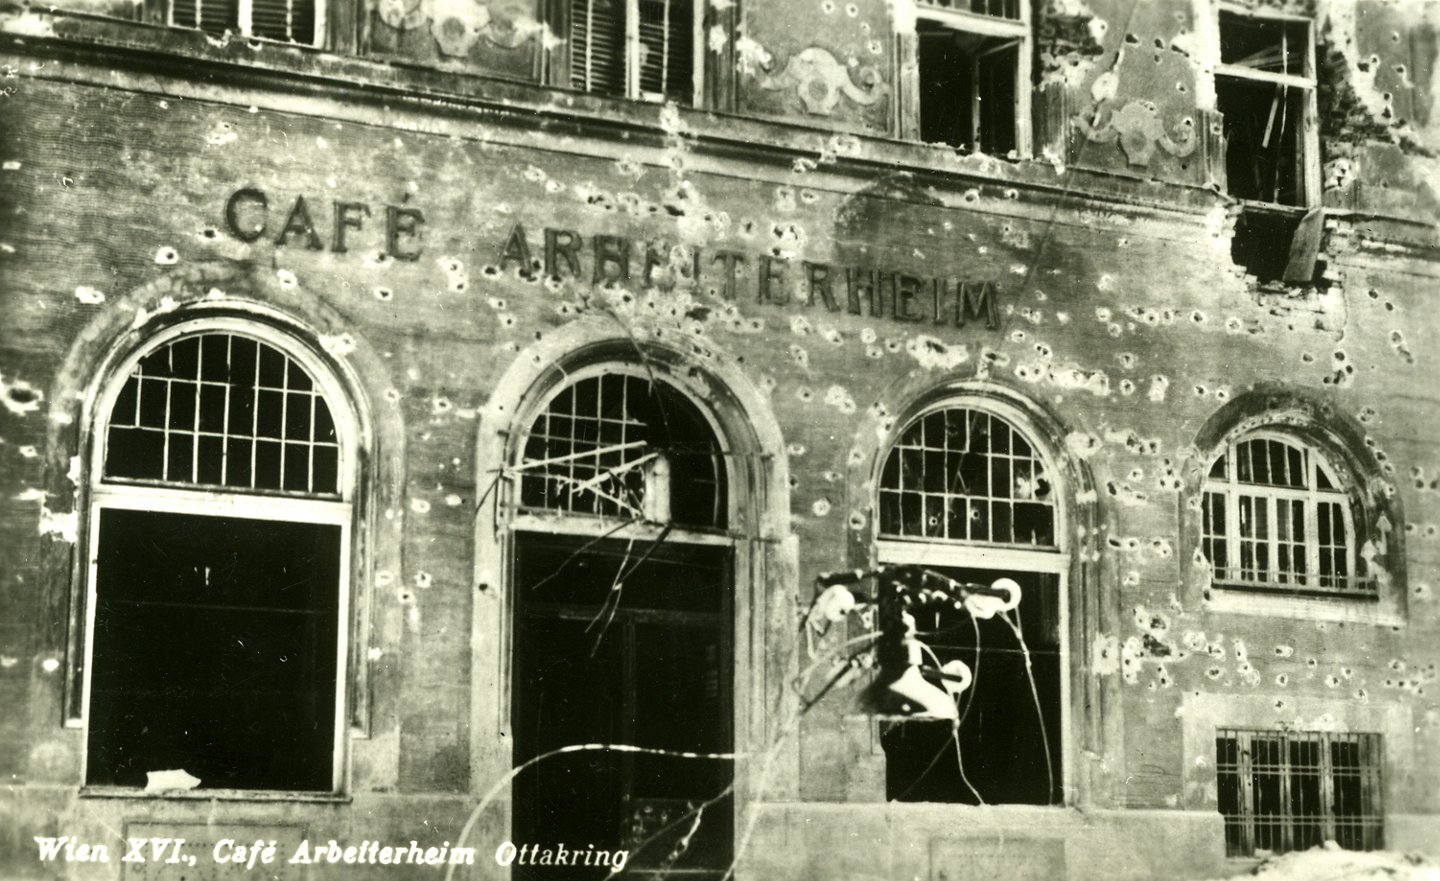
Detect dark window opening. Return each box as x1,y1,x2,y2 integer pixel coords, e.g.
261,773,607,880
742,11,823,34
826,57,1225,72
882,566,1062,806
917,21,1019,154
519,373,725,530
1219,11,1309,74
1217,729,1383,857
512,534,732,880
87,508,340,791
1218,77,1308,207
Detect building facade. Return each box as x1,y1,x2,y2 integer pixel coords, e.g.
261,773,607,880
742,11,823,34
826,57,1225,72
1,0,1438,878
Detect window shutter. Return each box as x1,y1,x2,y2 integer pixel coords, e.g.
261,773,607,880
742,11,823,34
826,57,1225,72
636,0,691,101
172,0,239,36
250,0,317,43
570,0,626,95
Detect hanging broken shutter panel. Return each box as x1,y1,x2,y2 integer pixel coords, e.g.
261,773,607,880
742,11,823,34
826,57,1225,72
172,0,238,36
570,0,626,96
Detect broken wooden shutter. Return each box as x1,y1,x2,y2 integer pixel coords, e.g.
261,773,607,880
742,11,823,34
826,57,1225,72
636,0,692,101
250,0,317,43
570,0,626,95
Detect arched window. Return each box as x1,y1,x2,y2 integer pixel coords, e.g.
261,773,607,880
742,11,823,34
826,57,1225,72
874,401,1066,806
84,321,355,793
1202,432,1362,596
509,366,733,874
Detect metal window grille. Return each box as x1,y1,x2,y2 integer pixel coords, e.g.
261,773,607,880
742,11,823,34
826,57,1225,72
518,373,724,529
569,0,692,101
1201,434,1363,596
1216,729,1384,857
878,407,1056,546
171,0,318,44
105,332,341,496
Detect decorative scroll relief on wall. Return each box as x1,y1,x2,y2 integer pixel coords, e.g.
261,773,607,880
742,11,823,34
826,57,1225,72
758,47,888,116
375,0,540,54
1073,100,1197,167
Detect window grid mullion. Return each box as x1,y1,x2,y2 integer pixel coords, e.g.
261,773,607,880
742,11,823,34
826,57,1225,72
1239,731,1256,857
1320,732,1337,844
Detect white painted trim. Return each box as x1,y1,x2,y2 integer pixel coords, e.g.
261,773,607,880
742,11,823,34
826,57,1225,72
509,512,736,546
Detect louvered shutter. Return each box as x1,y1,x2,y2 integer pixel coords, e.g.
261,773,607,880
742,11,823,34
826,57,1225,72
250,0,318,43
172,0,239,36
636,0,691,101
570,0,626,96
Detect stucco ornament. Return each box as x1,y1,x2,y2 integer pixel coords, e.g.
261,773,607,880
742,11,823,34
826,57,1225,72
759,47,888,116
1074,100,1196,167
377,0,427,32
431,0,488,56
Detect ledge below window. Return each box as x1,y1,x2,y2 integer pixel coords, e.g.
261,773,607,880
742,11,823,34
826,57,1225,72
80,786,351,803
1204,585,1403,627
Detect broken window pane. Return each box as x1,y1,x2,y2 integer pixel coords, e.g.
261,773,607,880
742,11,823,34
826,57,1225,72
882,567,1062,806
512,534,732,877
879,407,1055,547
87,508,341,791
1218,77,1308,206
918,21,1020,154
519,373,725,529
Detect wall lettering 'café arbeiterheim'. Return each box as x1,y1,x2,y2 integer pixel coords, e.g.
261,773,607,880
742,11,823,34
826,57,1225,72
2,0,1440,877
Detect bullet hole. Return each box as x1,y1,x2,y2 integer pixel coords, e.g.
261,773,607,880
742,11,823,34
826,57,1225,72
1117,352,1138,369
154,246,179,265
1124,33,1140,44
399,590,414,603
482,265,501,278
812,498,832,517
848,511,866,530
1301,352,1315,363
373,286,393,301
431,397,453,415
410,498,432,514
789,345,810,369
1009,330,1028,343
796,387,814,403
962,188,980,204
385,388,402,404
1194,384,1207,397
1306,658,1318,668
276,269,298,289
845,2,857,15
1206,667,1223,680
1275,674,1288,686
787,475,800,489
1224,316,1243,334
1119,379,1136,395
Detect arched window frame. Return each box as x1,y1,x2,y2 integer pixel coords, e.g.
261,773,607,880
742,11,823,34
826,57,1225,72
1201,429,1360,597
78,316,359,796
871,394,1072,807
492,357,745,873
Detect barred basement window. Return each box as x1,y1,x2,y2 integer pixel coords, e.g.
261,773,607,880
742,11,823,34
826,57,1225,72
1216,729,1384,856
911,0,1031,155
170,0,322,45
875,402,1065,806
1201,432,1363,598
510,365,733,876
85,322,354,793
558,0,697,103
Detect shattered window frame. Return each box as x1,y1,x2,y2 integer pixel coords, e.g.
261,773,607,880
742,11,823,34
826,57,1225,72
1216,728,1384,857
81,319,355,796
906,0,1032,156
506,363,738,874
1215,4,1320,210
552,0,702,104
1201,430,1365,599
873,399,1069,806
168,0,325,47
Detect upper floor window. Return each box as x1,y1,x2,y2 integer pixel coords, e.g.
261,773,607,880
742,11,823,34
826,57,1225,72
85,322,354,793
1217,728,1383,856
874,401,1064,806
909,0,1031,155
1201,432,1362,598
171,0,322,45
554,0,697,103
1216,7,1317,208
